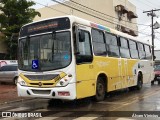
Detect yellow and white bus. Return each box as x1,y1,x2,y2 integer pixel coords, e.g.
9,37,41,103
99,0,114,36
17,16,154,101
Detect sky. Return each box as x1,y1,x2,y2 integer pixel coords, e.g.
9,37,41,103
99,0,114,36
30,0,160,50
128,0,160,50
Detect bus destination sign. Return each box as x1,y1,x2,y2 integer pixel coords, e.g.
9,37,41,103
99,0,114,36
20,17,70,37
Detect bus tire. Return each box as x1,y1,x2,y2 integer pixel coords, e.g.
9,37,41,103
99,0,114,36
128,86,135,91
151,80,154,85
136,73,143,90
95,77,106,102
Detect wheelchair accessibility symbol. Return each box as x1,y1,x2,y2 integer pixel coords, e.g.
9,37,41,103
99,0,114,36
32,60,39,69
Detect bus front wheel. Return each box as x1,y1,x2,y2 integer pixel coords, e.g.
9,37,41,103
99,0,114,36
13,77,18,85
95,77,106,101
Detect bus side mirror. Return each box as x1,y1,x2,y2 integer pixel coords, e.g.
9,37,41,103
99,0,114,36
79,31,85,42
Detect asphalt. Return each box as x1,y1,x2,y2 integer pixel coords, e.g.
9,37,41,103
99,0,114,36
0,84,32,105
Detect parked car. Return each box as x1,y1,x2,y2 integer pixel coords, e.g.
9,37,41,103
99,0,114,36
153,65,160,84
0,64,18,85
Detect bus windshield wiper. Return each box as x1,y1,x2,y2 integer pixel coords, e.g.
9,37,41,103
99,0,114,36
52,31,57,60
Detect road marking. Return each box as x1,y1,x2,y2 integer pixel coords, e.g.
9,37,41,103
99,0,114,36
36,112,73,120
73,114,102,120
35,117,55,120
116,118,135,120
1,118,16,120
98,101,127,105
34,109,49,112
8,107,29,111
0,106,11,110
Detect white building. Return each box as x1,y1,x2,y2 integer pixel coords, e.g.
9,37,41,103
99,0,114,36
34,0,138,36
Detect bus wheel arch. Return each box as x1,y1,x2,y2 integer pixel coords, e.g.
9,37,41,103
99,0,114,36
13,76,18,85
94,73,108,101
137,71,143,90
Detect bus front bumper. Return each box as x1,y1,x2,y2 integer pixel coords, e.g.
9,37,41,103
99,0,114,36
17,83,76,100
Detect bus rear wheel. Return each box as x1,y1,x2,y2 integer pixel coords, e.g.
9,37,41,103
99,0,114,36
95,77,106,102
136,74,143,90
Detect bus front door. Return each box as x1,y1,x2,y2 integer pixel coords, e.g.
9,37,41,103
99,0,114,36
74,26,94,99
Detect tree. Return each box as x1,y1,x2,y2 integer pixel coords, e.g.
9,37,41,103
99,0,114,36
0,0,41,59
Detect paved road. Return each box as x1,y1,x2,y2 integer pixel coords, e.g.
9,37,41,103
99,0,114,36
0,83,160,120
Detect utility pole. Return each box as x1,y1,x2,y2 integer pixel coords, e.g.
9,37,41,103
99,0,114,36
143,9,160,61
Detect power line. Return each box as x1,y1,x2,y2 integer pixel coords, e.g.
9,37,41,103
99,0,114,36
139,26,150,32
68,0,124,23
138,31,151,36
51,0,151,36
136,0,155,9
129,0,158,12
144,0,159,8
54,0,141,31
65,1,115,22
34,1,69,15
128,0,153,12
68,0,149,27
155,37,160,42
143,9,160,60
51,0,123,25
126,0,144,11
155,30,160,35
33,0,151,37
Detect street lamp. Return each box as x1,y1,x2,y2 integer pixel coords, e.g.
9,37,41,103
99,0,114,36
153,21,160,29
153,21,160,60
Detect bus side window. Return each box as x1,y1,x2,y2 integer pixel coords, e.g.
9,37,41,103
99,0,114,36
76,29,93,64
144,45,152,60
119,37,130,58
129,40,139,59
105,32,119,57
92,29,106,56
138,43,146,59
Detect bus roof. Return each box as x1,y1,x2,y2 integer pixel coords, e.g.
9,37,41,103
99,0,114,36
22,15,151,46
69,16,151,46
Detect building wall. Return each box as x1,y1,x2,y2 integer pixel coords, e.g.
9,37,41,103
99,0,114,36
34,0,138,32
34,0,114,28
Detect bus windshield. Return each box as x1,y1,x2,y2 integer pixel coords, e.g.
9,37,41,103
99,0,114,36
18,31,71,71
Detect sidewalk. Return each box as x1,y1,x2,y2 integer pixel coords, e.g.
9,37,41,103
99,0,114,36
0,84,30,105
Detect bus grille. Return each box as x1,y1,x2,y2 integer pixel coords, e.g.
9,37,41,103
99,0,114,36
24,74,59,81
31,90,51,95
30,83,54,86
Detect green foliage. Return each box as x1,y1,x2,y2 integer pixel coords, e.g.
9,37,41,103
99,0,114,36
0,0,41,59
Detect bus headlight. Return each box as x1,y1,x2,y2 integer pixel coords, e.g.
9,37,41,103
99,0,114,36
18,76,27,86
56,74,72,87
